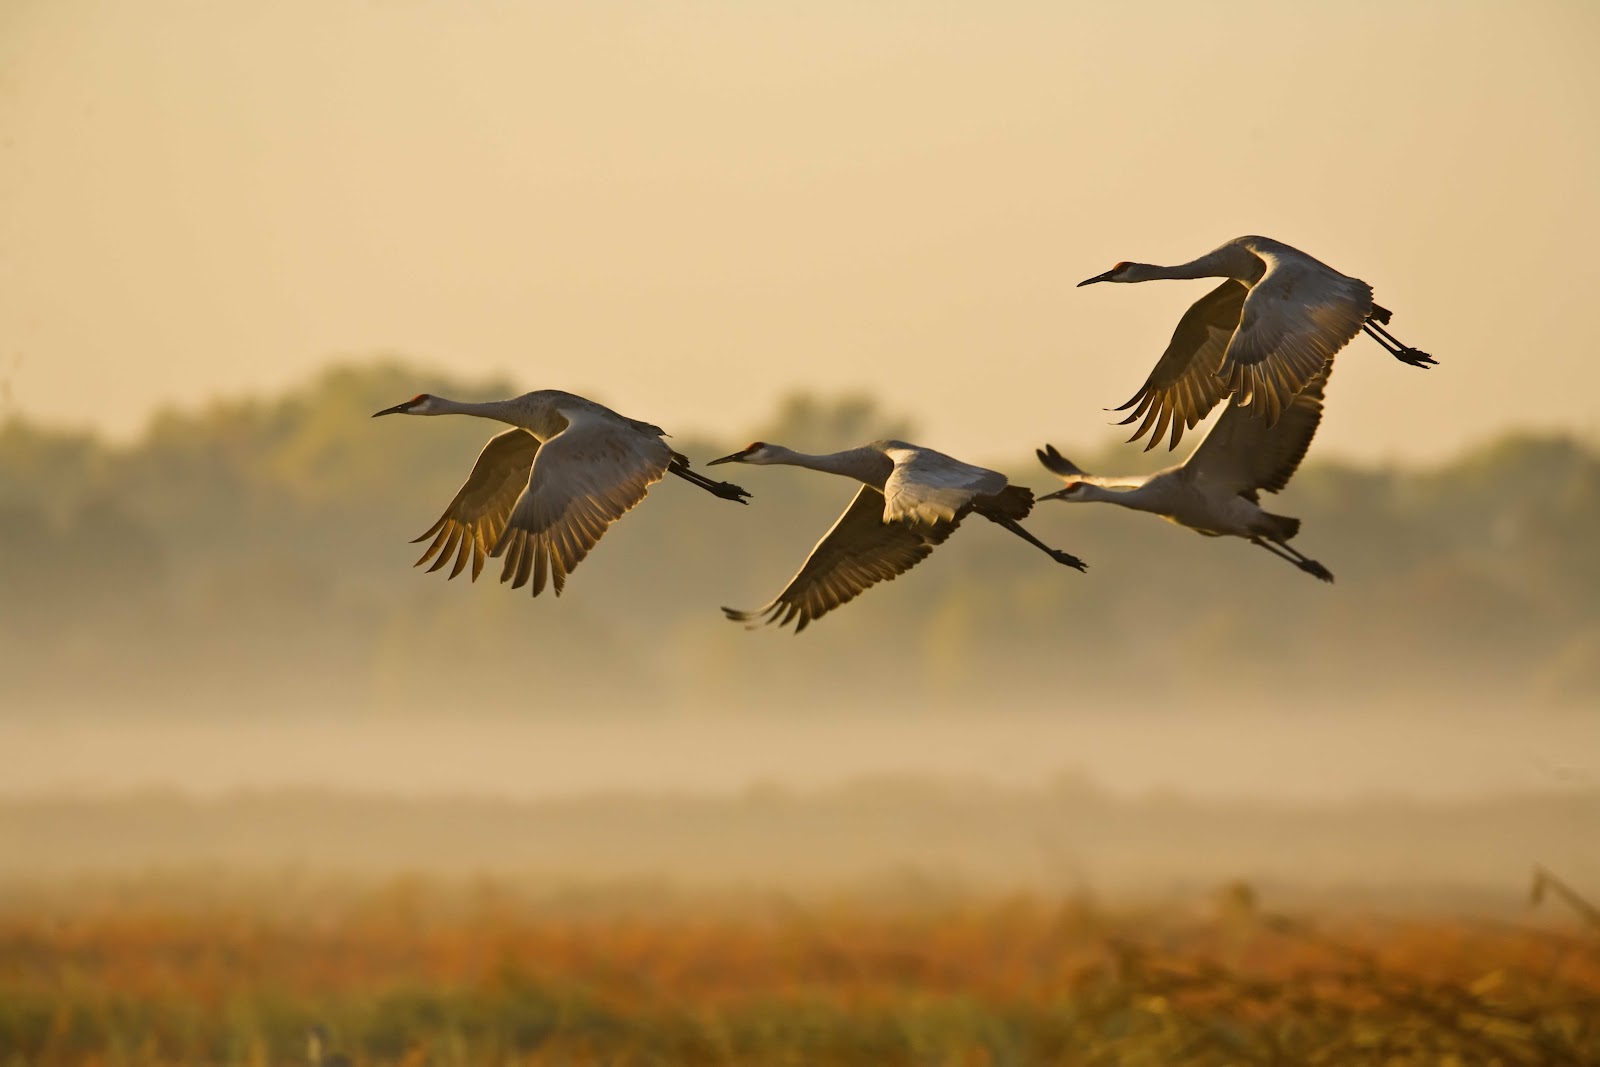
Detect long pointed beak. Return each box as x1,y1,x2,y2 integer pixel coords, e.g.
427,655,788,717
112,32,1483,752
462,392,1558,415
1038,488,1070,502
371,403,410,418
706,451,745,466
1077,270,1116,287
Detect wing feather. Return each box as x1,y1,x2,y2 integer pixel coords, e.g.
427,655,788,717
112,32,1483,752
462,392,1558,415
724,485,959,632
491,409,673,597
1220,250,1369,425
1116,280,1245,452
880,446,1007,525
411,429,542,582
1186,357,1335,497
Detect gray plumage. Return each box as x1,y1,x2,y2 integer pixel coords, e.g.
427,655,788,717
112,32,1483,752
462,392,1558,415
373,389,750,597
1079,235,1435,451
709,439,1085,631
1038,359,1336,582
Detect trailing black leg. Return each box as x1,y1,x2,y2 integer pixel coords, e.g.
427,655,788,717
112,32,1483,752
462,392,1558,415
1362,318,1436,368
1250,537,1333,583
668,460,751,503
986,514,1087,571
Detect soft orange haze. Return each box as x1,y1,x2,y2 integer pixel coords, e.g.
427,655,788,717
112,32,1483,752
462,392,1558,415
3,0,1596,461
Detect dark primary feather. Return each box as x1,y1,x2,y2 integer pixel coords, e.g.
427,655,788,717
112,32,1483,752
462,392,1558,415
411,429,542,581
1114,279,1245,452
724,485,960,633
1187,356,1333,500
1035,444,1087,479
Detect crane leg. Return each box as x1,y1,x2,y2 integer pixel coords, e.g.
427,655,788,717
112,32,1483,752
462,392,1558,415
1250,537,1334,583
986,515,1088,571
668,460,752,503
1362,319,1436,368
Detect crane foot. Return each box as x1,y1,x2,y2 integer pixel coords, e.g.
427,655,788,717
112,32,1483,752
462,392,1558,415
1051,549,1089,572
1299,559,1335,582
708,479,753,503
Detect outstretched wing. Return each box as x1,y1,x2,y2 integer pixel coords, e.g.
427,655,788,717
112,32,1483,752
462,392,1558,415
1186,357,1334,499
1221,248,1369,426
1115,280,1246,452
493,408,673,596
411,429,542,581
725,485,958,633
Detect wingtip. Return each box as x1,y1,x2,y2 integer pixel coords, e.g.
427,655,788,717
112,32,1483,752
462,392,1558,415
1109,392,1143,413
722,605,774,632
1037,444,1089,477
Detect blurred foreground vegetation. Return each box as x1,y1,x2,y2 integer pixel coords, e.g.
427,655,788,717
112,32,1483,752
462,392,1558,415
2,357,1599,715
3,875,1597,1066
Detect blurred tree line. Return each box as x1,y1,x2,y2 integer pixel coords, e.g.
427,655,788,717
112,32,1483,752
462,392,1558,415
1,358,1596,717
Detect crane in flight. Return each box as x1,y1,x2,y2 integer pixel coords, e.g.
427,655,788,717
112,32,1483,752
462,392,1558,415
1079,235,1434,451
373,390,750,596
708,440,1086,631
1036,358,1337,583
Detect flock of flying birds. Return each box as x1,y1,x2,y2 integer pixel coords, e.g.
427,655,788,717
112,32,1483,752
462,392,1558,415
374,235,1435,632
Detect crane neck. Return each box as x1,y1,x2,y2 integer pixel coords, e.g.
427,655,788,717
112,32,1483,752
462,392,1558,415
424,395,540,429
758,445,893,487
1128,244,1261,284
1072,478,1164,511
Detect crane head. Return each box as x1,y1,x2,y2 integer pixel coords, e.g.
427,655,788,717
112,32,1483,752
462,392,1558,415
372,393,437,417
708,441,774,465
1077,261,1133,287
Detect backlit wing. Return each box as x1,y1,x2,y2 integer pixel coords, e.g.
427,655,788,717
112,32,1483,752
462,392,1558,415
724,485,959,633
1221,248,1369,426
1186,357,1333,498
1115,280,1246,452
493,408,673,596
411,429,542,581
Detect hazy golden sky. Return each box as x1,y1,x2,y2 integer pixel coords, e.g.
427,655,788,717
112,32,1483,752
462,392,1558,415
2,0,1596,461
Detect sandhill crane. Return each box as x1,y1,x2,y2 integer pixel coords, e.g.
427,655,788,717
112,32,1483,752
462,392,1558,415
373,390,750,596
708,440,1086,631
1036,358,1337,582
1079,235,1434,451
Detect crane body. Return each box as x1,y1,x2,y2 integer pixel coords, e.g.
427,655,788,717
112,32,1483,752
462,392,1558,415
1038,358,1337,582
710,439,1085,631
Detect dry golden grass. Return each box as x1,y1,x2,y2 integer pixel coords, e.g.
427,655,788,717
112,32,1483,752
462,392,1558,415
3,876,1597,1066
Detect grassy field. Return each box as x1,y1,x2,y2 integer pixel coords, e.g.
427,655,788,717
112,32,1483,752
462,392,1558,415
4,874,1597,1066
